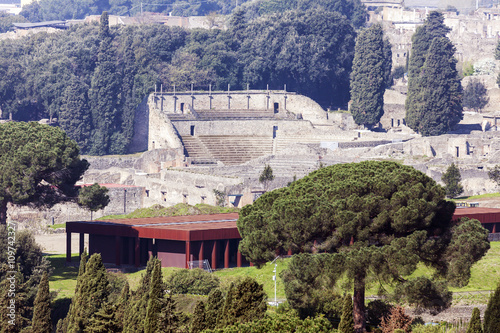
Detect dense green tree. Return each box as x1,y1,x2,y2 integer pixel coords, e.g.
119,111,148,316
488,165,500,187
77,183,110,220
0,122,89,224
406,36,462,136
84,302,120,333
204,288,224,330
203,313,333,333
190,300,207,333
115,282,130,331
66,254,110,333
167,268,220,295
144,260,163,333
442,163,464,198
463,79,489,113
259,164,275,191
281,253,343,320
467,307,483,333
239,9,356,108
88,12,122,155
350,24,391,128
123,257,159,333
159,293,180,333
484,283,500,333
406,11,462,136
237,161,490,332
59,76,92,153
32,272,52,333
219,277,267,327
338,295,354,333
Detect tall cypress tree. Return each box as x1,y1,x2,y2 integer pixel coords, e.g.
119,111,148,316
88,11,121,155
32,271,51,333
407,36,462,136
85,303,120,333
350,24,391,128
406,11,461,136
467,307,483,333
442,163,464,198
59,76,92,154
115,282,130,331
204,288,224,330
190,300,207,333
159,293,179,333
144,260,163,333
123,257,159,333
484,283,500,333
66,254,110,333
338,294,354,333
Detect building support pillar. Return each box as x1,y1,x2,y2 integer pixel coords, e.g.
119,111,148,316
115,236,121,267
79,233,85,257
224,239,230,269
66,232,71,263
134,237,140,267
199,241,204,268
237,247,242,268
212,240,217,270
185,241,191,269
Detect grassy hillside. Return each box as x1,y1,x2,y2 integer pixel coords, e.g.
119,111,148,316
48,242,500,304
99,203,239,220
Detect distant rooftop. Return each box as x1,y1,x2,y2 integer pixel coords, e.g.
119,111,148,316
12,21,68,29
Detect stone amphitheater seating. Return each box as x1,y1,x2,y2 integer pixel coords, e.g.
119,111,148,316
168,109,276,121
200,135,273,165
181,135,273,166
180,136,217,164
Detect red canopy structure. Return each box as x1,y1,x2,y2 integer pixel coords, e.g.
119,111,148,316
66,213,245,268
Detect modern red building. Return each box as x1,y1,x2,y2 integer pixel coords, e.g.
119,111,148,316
66,213,246,269
66,207,500,269
452,207,500,234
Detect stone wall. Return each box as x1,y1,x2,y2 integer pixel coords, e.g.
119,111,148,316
150,90,328,124
8,185,145,226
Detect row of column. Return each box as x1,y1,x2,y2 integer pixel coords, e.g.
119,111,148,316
66,232,244,269
185,239,243,269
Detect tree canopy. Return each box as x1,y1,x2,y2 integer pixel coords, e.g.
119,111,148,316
0,121,89,224
405,11,462,136
463,79,489,113
442,163,463,199
237,161,490,332
1,7,358,155
349,24,391,128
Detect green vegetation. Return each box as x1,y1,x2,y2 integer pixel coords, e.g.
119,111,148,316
442,163,464,198
0,122,89,224
350,24,392,128
167,268,220,295
99,203,239,220
1,4,362,156
484,282,500,333
463,79,489,113
406,11,462,136
466,307,483,333
78,183,110,220
237,161,490,332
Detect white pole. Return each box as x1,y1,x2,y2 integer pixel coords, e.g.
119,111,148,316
274,261,277,305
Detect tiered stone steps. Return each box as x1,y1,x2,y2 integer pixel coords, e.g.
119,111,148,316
197,135,273,165
195,109,276,120
180,136,217,164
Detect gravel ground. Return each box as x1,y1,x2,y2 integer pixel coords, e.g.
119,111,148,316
35,233,88,254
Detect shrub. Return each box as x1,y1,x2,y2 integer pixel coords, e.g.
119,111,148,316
380,306,413,333
167,268,220,295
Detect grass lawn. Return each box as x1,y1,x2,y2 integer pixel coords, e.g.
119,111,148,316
46,243,500,303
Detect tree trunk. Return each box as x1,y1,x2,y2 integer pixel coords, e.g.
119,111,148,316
0,199,7,225
353,271,366,333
